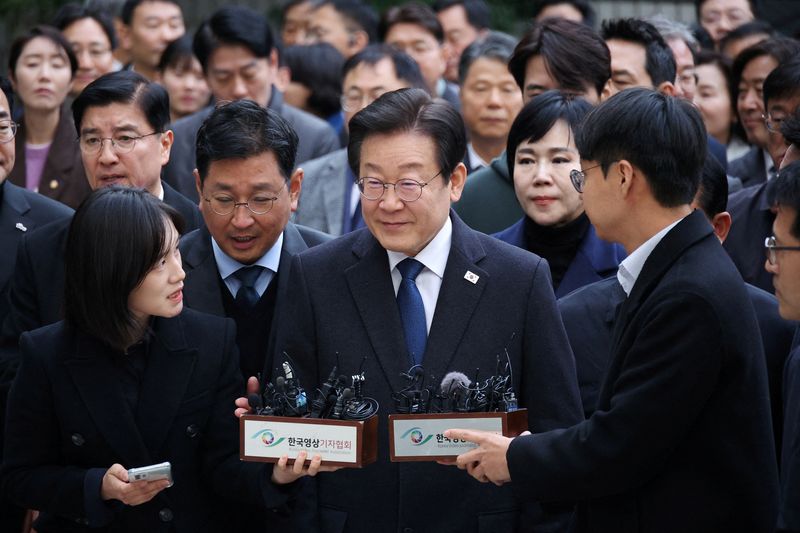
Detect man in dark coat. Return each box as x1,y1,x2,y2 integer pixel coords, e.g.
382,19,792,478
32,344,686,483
269,88,583,533
449,88,779,532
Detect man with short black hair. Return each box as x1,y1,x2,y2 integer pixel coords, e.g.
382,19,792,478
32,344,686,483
3,70,201,346
164,6,339,202
458,31,521,174
765,160,800,532
697,0,756,48
433,0,490,83
455,17,610,233
532,0,596,27
304,0,378,59
380,2,460,109
118,0,184,81
266,88,582,532
293,44,427,235
725,58,800,293
449,88,779,531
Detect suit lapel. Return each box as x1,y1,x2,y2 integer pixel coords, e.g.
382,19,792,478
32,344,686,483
611,211,713,350
136,315,198,456
265,223,309,375
65,333,151,466
345,230,409,389
424,214,488,382
0,182,33,283
182,227,226,316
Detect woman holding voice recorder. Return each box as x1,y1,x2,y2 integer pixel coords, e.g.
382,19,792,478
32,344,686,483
0,187,323,532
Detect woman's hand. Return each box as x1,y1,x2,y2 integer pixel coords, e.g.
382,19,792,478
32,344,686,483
270,451,340,485
100,464,171,505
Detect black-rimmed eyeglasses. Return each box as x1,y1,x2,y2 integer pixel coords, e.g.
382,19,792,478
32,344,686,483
765,235,800,265
569,163,602,193
357,170,443,202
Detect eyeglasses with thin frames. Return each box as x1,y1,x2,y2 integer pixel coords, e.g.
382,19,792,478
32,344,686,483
357,170,443,202
764,235,800,265
0,120,17,144
203,183,286,216
78,132,161,155
569,163,602,193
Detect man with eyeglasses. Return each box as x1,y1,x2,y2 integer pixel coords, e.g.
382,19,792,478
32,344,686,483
765,160,800,533
179,99,328,387
257,87,582,533
0,75,73,533
2,71,200,346
293,44,427,236
724,58,800,293
447,88,779,531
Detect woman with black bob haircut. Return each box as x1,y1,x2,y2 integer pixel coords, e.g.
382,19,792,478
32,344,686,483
495,90,625,297
156,35,211,122
0,186,323,532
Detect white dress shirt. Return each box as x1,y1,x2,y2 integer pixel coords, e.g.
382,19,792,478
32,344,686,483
386,217,453,333
212,232,283,298
617,217,684,296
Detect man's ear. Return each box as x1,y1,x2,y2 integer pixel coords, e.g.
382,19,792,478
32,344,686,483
448,162,467,203
657,81,677,97
712,211,732,243
194,169,203,209
288,167,303,212
616,159,635,198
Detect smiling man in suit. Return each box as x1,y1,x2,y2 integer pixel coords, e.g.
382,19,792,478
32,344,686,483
275,87,582,533
449,88,779,532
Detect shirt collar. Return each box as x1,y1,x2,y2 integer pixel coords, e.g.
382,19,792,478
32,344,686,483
386,216,452,279
467,143,489,171
211,231,283,280
617,217,684,296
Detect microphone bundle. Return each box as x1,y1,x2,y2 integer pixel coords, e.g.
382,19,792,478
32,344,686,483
250,353,379,421
392,353,519,414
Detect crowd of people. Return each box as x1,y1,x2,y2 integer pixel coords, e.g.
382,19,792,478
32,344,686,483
0,0,799,531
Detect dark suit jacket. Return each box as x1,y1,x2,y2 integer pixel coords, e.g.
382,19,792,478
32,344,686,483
559,276,795,452
8,106,92,209
723,180,774,293
0,181,72,532
278,212,583,533
508,211,779,532
494,218,625,298
453,153,523,234
0,310,292,532
0,181,72,327
780,338,800,532
163,89,340,202
162,182,201,232
729,146,769,189
2,186,197,345
179,221,330,378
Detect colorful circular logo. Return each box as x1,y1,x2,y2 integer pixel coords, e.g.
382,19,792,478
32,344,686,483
410,429,424,444
260,431,275,446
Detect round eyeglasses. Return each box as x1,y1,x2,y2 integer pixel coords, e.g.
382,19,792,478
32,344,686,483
78,132,160,155
764,235,800,265
0,120,18,144
569,163,602,193
357,170,443,203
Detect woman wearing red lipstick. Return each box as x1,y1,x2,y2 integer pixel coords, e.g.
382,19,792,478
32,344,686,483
7,25,91,209
494,90,625,298
1,187,321,532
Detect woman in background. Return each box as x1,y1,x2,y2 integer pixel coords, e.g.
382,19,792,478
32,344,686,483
0,187,321,532
495,90,625,298
7,25,91,208
157,35,211,123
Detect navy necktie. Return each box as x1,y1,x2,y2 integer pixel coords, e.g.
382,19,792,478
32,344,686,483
233,265,265,309
396,258,427,366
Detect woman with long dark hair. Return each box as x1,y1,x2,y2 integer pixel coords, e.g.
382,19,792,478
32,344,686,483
1,187,321,532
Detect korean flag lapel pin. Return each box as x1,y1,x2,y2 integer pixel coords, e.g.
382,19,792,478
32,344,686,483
15,222,27,232
464,270,479,284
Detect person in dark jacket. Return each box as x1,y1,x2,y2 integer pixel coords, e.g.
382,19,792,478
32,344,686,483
494,91,624,298
0,187,325,532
